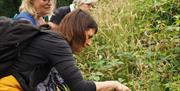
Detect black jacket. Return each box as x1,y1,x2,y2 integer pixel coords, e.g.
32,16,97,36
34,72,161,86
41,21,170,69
50,6,71,24
11,31,96,91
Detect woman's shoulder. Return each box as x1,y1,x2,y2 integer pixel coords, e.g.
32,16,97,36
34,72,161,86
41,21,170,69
14,12,36,25
28,30,73,60
32,30,69,48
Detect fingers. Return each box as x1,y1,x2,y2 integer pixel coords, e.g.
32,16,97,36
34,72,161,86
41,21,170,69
115,82,130,91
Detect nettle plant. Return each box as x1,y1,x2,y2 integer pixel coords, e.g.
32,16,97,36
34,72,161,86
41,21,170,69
132,0,179,90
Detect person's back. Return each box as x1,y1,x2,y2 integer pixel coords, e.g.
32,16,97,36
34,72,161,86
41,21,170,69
0,17,50,91
14,0,66,90
11,30,71,90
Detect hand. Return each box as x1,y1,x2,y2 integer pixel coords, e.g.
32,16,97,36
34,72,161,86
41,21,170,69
95,81,130,91
113,81,130,91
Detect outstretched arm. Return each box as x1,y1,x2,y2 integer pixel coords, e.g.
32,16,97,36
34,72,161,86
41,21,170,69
45,34,130,91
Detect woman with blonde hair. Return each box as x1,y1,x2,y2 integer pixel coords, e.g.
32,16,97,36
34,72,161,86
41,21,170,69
15,0,56,26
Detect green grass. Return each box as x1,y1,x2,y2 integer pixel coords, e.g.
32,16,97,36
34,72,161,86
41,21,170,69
75,0,180,91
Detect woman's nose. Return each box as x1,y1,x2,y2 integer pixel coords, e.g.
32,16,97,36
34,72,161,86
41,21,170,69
86,40,92,46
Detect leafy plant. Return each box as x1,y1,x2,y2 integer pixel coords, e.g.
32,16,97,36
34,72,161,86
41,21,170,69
76,0,180,91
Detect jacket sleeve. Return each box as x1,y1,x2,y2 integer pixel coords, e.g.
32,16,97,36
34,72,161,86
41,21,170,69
42,34,96,91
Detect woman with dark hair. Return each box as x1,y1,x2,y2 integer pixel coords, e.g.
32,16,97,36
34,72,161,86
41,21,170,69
57,9,98,53
0,9,130,91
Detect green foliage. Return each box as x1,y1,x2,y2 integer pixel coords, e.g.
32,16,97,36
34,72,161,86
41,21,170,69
76,0,180,91
0,0,21,17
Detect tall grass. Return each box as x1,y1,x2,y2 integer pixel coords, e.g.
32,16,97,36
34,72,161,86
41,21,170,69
75,0,180,91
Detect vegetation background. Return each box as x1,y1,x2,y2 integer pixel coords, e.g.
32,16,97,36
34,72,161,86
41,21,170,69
0,0,179,91
77,0,180,91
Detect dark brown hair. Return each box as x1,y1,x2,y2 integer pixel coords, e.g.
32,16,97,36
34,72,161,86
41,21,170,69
57,9,98,52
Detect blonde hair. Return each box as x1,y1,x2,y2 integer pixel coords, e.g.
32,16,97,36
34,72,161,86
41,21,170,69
19,0,56,19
